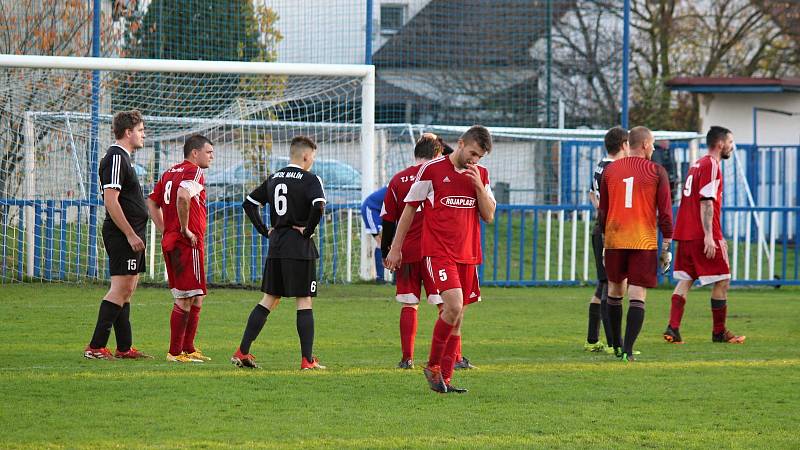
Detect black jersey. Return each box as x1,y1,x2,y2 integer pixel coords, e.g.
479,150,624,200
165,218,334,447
246,164,326,260
98,144,148,235
591,157,614,235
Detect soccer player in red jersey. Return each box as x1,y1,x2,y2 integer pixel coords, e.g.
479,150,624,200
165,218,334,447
385,125,495,393
381,133,444,369
663,126,745,344
147,135,215,363
599,126,673,361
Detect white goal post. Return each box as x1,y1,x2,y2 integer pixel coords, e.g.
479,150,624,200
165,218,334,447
0,54,375,281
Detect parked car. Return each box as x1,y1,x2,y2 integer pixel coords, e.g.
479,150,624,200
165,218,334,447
205,157,361,205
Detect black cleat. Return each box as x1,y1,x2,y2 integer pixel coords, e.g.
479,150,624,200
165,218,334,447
454,356,476,370
444,383,468,394
397,358,414,369
663,325,684,344
423,365,448,393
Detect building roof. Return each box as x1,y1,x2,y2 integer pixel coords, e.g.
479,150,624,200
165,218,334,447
373,0,575,69
666,77,800,93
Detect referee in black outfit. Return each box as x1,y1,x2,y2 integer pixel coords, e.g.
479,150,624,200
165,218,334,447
84,110,152,360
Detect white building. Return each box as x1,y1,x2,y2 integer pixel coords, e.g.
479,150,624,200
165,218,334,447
667,77,800,146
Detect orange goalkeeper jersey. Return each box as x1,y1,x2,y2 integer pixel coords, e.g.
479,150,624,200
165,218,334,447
599,156,673,250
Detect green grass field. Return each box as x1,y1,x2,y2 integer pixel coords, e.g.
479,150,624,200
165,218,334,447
1,283,799,449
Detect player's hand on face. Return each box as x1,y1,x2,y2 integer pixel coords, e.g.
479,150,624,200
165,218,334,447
182,228,198,247
703,235,716,259
385,248,402,271
127,233,145,252
465,163,483,190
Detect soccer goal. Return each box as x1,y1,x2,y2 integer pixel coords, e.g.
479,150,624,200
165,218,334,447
0,55,374,284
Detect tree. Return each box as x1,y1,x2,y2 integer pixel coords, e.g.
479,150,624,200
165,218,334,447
113,0,282,117
0,1,117,202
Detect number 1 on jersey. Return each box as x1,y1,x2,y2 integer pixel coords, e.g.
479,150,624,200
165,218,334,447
623,176,634,208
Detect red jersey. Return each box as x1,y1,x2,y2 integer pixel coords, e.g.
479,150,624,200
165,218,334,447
149,160,207,249
381,163,426,263
674,155,723,241
599,156,673,250
404,156,493,264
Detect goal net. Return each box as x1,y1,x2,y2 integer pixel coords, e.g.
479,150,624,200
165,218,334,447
0,55,375,284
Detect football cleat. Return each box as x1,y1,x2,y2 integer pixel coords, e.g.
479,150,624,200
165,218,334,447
114,347,153,359
423,365,448,393
621,352,635,362
184,350,211,361
663,325,684,344
444,383,468,394
231,348,259,368
301,356,326,370
712,329,746,344
397,358,414,369
167,352,202,363
84,346,115,360
584,341,607,352
454,356,477,370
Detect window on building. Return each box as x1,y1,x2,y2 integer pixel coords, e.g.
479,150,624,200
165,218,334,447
380,4,405,34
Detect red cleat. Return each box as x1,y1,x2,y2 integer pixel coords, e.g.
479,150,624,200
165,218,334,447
301,356,326,370
84,346,115,360
231,348,259,369
114,347,153,359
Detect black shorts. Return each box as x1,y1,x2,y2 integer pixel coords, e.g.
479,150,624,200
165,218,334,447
261,258,317,298
102,223,145,276
592,232,607,283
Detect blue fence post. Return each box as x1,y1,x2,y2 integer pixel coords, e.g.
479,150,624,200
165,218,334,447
34,202,42,278
518,211,526,280
59,201,67,280
479,221,485,281
505,209,512,285
206,204,215,284
531,211,539,280
87,0,102,278
221,205,229,282
332,207,339,283
235,206,243,284
560,145,572,205
17,206,24,279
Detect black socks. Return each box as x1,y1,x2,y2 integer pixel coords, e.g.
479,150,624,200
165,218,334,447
89,300,122,349
240,304,270,355
296,309,315,361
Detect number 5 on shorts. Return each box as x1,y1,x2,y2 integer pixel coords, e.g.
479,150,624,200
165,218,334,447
438,269,447,282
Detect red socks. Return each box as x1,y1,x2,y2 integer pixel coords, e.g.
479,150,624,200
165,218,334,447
399,307,417,360
669,294,686,330
169,304,189,356
182,305,201,354
711,299,727,334
427,317,454,368
440,334,461,383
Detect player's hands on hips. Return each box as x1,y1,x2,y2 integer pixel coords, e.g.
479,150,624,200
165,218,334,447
465,163,483,191
703,234,716,259
182,228,198,247
127,233,145,252
385,247,402,272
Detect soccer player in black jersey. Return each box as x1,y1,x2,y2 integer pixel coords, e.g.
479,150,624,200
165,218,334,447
232,136,327,370
583,126,628,354
84,110,152,360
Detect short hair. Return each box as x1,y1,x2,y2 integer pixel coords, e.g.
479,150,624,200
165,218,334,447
461,125,492,153
113,110,143,140
604,126,628,156
183,134,213,158
439,138,454,155
628,126,653,150
706,126,732,148
414,133,443,159
289,135,317,158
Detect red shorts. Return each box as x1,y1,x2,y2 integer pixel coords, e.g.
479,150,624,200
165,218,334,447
163,232,206,299
604,249,658,288
395,261,442,305
673,239,731,286
425,256,481,305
